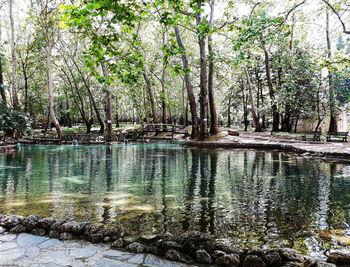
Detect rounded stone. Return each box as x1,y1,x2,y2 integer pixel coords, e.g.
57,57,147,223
126,242,145,253
243,255,266,267
196,249,213,264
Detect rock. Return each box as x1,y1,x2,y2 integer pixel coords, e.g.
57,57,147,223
179,231,216,255
316,262,336,267
0,226,6,234
165,249,194,264
59,221,86,235
248,248,266,258
145,245,159,255
243,255,266,267
103,236,111,242
265,252,283,267
159,240,183,250
271,248,315,266
1,215,24,228
327,251,350,266
9,224,26,233
111,238,124,249
213,250,227,259
217,244,244,256
100,226,126,240
196,249,213,264
216,254,240,266
0,215,6,225
50,220,65,231
89,233,104,243
60,232,73,240
31,228,46,236
48,230,60,238
23,214,40,231
126,242,145,253
159,232,174,241
38,217,56,229
84,224,99,237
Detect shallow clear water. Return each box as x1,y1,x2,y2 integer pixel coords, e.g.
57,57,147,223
0,144,350,257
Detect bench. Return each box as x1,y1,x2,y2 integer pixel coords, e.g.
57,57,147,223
301,131,321,141
326,132,348,142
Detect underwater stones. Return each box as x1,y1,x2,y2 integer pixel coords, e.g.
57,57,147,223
215,253,240,267
2,215,24,228
111,238,124,249
265,252,283,267
31,228,46,236
9,224,26,233
126,242,145,253
38,217,56,230
327,251,350,266
164,249,194,264
243,255,266,267
23,214,40,231
195,249,213,264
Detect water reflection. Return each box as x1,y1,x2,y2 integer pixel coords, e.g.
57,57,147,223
0,144,350,257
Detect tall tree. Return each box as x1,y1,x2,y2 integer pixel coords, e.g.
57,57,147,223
9,0,19,110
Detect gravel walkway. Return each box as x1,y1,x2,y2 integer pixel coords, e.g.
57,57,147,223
0,233,196,267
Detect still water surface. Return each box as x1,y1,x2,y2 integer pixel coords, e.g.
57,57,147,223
0,144,349,257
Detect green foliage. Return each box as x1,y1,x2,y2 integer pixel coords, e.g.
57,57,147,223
0,103,32,134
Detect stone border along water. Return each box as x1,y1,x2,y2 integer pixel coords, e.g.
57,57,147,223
0,214,349,266
0,144,17,153
186,140,350,160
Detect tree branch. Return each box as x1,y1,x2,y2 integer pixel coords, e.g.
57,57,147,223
321,0,350,34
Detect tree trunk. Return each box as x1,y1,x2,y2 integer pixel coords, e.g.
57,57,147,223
47,43,61,139
142,70,158,124
72,58,105,133
9,0,19,110
162,31,167,128
262,44,279,131
174,26,199,138
326,12,337,132
101,63,113,141
244,68,261,132
115,94,120,128
227,97,231,127
207,1,218,135
0,54,6,106
196,9,209,140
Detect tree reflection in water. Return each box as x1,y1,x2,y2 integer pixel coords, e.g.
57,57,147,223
0,144,349,256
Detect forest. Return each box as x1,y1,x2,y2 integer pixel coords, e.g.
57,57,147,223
0,0,350,140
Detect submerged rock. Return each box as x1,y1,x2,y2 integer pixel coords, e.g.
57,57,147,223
327,251,350,266
164,249,194,264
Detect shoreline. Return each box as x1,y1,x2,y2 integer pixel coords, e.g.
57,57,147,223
1,213,347,266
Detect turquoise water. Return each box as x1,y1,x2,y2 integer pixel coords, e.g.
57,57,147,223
0,144,350,257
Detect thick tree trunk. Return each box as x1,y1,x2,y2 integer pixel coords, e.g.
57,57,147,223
326,12,337,132
115,95,120,128
227,97,231,127
244,68,261,132
142,70,158,124
196,8,209,140
174,26,199,138
47,44,61,139
262,45,279,131
207,1,218,135
9,0,19,110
